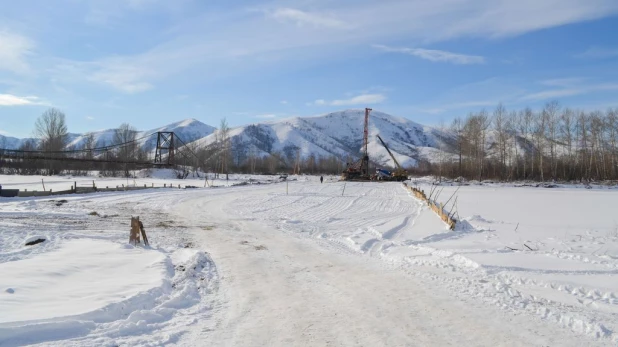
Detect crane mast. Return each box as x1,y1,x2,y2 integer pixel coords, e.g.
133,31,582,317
361,108,371,176
376,134,408,181
376,134,402,171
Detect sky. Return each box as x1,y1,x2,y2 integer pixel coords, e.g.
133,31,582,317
1,0,618,138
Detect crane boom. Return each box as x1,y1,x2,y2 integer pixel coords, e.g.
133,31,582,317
376,134,403,171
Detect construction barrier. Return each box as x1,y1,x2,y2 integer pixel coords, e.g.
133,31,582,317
2,183,190,198
403,183,456,230
0,189,19,198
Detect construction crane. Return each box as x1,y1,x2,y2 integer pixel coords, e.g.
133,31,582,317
342,108,372,181
376,134,408,181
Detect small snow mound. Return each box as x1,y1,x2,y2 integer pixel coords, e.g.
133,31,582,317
454,220,475,232
465,215,492,224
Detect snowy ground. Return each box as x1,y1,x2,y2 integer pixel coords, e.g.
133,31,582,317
0,175,617,346
0,169,321,192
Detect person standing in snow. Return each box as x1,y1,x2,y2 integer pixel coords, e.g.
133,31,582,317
320,176,323,184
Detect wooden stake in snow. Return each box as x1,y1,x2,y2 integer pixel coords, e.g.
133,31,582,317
130,217,140,245
139,219,149,246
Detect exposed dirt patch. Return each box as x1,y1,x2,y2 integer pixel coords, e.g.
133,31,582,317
25,238,46,246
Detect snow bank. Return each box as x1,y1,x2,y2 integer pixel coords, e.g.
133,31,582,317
0,239,169,324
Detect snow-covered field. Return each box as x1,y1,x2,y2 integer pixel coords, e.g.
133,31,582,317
0,170,307,192
1,174,617,346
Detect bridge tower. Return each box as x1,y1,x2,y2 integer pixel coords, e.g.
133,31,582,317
154,132,175,165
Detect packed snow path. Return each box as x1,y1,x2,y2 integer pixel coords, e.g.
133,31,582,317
172,182,592,346
1,180,612,346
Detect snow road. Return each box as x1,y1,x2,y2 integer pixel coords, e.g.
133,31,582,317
175,182,580,346
1,179,614,346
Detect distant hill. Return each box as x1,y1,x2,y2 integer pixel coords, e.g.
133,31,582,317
3,110,531,168
189,109,455,168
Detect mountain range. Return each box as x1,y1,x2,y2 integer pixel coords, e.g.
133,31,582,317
0,110,459,168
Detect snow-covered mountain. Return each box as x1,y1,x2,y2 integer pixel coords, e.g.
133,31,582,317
191,109,455,168
1,111,458,168
65,118,216,152
0,134,36,149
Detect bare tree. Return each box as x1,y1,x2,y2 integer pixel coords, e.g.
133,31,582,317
478,110,491,181
560,108,575,179
493,103,509,179
83,133,96,160
450,118,465,178
34,108,69,174
35,108,69,152
218,118,231,180
544,101,560,180
113,123,138,177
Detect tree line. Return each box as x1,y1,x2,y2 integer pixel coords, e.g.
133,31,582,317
423,101,618,182
9,103,615,182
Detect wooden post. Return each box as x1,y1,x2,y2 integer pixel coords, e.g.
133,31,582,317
341,182,347,196
139,219,149,246
41,179,46,192
130,217,141,245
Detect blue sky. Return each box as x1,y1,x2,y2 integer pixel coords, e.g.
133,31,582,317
1,0,618,138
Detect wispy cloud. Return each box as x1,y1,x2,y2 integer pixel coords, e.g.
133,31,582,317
0,31,34,74
575,47,618,59
416,100,497,114
312,93,386,106
85,116,95,120
0,94,43,106
521,82,618,101
42,1,618,93
539,78,585,87
268,8,349,29
373,44,485,65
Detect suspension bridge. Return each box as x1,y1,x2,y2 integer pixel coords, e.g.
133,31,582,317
0,132,197,169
